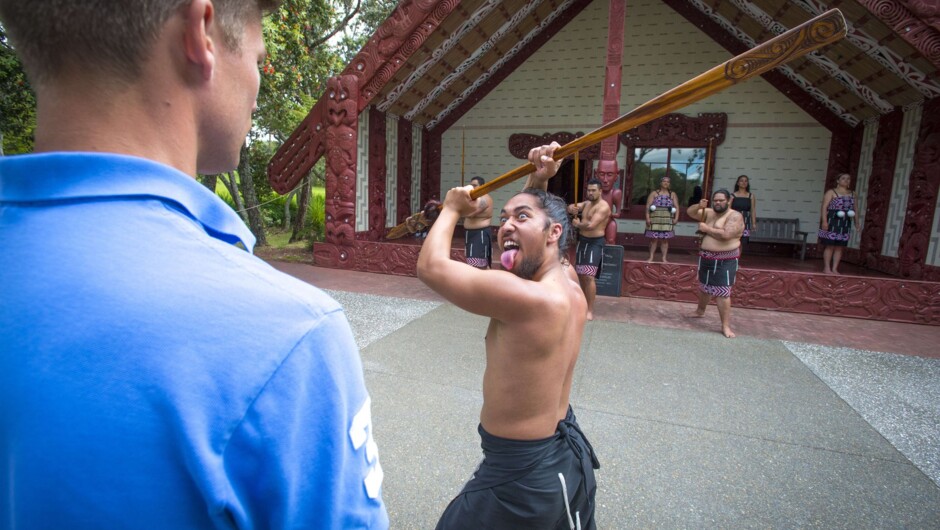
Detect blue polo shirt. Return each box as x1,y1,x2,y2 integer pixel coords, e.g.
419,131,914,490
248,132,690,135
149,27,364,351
0,153,388,529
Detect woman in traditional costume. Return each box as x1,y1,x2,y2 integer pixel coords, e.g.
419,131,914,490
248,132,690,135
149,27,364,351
644,175,679,262
731,175,757,244
818,173,858,275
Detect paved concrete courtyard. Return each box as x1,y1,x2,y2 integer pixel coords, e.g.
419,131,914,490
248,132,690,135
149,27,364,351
322,286,940,529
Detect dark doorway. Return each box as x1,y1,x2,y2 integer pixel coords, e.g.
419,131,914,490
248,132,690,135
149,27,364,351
547,159,586,204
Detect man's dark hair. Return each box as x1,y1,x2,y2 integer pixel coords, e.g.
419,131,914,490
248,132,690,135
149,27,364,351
470,176,485,185
586,178,601,188
712,188,732,201
519,188,573,257
0,0,281,85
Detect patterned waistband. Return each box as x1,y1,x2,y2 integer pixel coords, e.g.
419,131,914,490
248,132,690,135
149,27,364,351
698,248,741,260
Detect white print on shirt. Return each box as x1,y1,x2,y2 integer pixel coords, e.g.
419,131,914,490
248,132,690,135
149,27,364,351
349,396,384,499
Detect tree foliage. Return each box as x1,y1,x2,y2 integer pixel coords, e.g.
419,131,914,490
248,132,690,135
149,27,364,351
334,0,399,64
0,24,36,155
0,2,399,244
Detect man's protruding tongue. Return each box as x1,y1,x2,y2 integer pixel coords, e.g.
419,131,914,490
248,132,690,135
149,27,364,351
500,249,518,271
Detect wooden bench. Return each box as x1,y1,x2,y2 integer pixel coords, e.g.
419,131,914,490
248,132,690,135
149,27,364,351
748,217,809,260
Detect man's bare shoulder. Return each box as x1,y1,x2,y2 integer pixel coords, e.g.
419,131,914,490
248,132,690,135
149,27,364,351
540,267,586,314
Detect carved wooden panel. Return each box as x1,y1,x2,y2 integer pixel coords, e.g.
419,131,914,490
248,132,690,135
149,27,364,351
397,117,414,223
896,98,940,279
311,247,939,325
621,261,940,325
342,0,461,109
268,102,326,194
861,110,903,266
314,240,462,276
859,0,940,70
620,112,727,147
324,76,359,247
270,1,459,193
600,0,626,162
421,130,441,204
508,132,602,160
364,106,387,241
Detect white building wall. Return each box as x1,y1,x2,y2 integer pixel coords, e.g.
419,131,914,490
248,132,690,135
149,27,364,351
440,0,832,236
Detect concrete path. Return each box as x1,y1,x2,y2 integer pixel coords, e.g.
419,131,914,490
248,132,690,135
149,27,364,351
274,263,940,528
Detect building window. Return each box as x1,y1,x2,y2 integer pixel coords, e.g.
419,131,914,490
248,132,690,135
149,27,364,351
618,113,726,221
631,147,706,208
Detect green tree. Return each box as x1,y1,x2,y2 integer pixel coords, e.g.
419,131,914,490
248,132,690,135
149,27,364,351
254,0,397,243
334,0,399,64
0,24,36,155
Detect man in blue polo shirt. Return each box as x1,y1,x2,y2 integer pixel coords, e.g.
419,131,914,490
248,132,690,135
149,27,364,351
0,1,388,528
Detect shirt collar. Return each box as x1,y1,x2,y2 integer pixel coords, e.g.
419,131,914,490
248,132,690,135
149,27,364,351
0,152,256,251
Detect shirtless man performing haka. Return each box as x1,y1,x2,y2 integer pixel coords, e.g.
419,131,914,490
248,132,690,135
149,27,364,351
686,189,745,338
417,144,599,529
567,179,611,321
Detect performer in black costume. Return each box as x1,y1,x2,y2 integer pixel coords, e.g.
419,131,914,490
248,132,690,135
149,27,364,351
731,175,757,244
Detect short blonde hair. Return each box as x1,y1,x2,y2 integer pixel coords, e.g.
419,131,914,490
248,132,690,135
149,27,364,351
0,0,280,85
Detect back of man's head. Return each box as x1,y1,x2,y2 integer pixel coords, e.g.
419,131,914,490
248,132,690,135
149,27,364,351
0,0,279,86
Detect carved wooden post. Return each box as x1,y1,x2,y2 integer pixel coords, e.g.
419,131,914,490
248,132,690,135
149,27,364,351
324,75,359,250
599,0,625,167
860,110,902,268
396,118,414,224
366,106,387,241
897,99,940,279
422,129,441,204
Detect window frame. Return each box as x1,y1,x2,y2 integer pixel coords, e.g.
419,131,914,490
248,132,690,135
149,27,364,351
616,113,726,222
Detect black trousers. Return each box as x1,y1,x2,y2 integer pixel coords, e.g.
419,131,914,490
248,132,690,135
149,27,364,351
436,407,600,530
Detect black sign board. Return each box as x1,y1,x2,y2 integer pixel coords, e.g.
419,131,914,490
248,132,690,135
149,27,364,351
596,245,624,297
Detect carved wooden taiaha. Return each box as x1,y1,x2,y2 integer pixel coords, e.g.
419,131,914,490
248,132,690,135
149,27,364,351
386,8,847,239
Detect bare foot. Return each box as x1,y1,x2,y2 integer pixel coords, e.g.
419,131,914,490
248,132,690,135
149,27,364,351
686,309,705,318
662,258,669,263
722,326,736,338
823,269,833,275
832,269,841,275
646,258,654,263
586,311,594,321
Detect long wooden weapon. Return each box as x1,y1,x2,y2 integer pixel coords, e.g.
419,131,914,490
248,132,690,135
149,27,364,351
386,9,846,239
